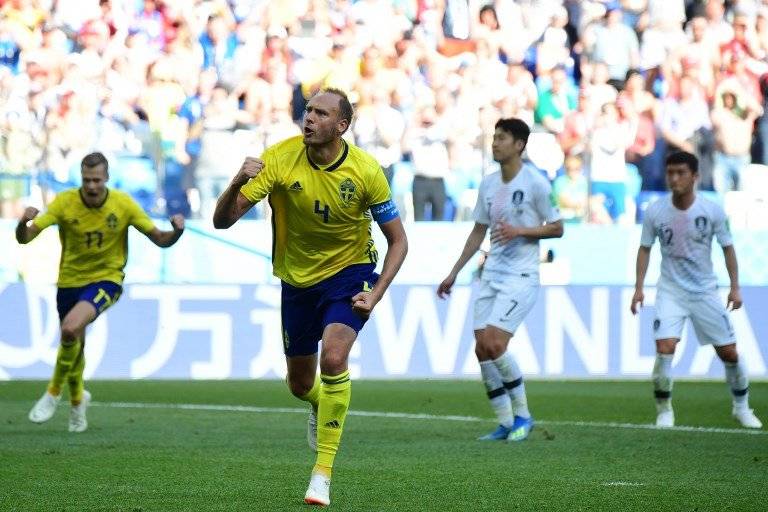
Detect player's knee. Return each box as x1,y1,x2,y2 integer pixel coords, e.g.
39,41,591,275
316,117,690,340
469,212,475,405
319,352,347,376
481,337,506,359
60,324,81,344
716,345,739,363
474,344,489,361
287,378,314,398
475,339,504,360
655,339,677,355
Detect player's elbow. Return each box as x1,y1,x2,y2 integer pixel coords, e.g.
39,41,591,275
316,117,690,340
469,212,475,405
15,229,31,244
212,214,234,230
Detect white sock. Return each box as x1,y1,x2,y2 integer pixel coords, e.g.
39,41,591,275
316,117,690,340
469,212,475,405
653,353,674,412
492,352,531,419
480,360,514,428
724,361,750,410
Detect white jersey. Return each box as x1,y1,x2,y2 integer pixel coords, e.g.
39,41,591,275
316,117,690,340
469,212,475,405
640,195,733,294
473,164,561,279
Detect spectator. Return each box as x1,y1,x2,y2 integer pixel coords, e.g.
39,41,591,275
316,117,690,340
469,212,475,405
703,0,733,48
589,101,636,223
0,19,22,74
493,60,538,127
473,4,506,62
199,13,238,84
582,61,618,117
405,104,450,221
558,88,593,157
619,72,660,190
711,89,762,193
553,153,589,222
659,75,713,187
674,15,720,100
536,6,574,76
639,12,687,73
196,81,243,219
353,88,406,184
535,66,577,134
0,87,45,217
584,2,640,85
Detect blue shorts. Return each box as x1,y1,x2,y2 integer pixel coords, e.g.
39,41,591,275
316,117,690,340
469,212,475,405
591,181,626,220
281,264,379,357
56,281,123,321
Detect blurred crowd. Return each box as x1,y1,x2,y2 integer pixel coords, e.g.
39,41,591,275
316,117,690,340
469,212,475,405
2,0,768,225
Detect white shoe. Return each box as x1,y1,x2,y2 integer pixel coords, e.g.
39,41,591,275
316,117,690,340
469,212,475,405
307,407,318,452
29,391,61,423
656,409,675,428
68,390,91,433
304,472,330,507
733,408,763,429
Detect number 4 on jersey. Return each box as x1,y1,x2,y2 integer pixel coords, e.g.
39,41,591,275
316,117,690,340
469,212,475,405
314,200,330,223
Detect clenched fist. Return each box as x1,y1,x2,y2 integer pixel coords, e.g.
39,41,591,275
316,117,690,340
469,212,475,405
235,157,265,184
21,207,39,223
170,214,185,232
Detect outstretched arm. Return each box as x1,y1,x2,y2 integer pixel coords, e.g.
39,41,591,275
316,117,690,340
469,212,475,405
437,222,488,298
213,157,261,229
145,214,185,248
16,207,43,244
351,217,408,316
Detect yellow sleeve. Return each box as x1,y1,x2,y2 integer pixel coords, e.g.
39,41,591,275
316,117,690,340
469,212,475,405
365,165,392,207
240,148,280,203
126,196,155,234
32,194,65,230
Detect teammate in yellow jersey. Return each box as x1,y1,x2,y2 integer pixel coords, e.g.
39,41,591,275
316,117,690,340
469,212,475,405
16,152,185,433
214,88,408,506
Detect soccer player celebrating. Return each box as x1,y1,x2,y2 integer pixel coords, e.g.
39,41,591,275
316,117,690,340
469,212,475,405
631,151,761,429
437,118,563,441
17,152,185,433
213,88,407,506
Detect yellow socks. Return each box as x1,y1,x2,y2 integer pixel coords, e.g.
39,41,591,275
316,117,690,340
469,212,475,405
67,343,86,405
300,374,321,411
47,340,82,398
316,370,351,470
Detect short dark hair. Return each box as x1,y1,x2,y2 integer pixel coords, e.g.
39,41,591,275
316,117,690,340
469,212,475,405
665,151,698,173
81,152,109,173
321,87,353,132
479,4,498,23
625,68,642,81
495,118,531,149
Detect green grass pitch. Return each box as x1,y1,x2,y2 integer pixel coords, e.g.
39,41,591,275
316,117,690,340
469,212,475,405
1,380,766,511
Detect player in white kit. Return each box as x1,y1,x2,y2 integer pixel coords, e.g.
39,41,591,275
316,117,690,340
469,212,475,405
437,118,563,441
631,151,761,429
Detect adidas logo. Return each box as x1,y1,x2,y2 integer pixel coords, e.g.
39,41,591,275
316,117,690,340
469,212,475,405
324,420,340,429
289,181,303,191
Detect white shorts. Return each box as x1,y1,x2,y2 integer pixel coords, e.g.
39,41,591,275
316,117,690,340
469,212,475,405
654,288,735,346
473,275,539,333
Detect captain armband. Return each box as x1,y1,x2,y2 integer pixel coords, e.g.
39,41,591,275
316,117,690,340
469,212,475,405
370,199,399,224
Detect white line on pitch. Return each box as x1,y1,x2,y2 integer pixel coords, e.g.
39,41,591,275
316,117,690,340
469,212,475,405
601,482,645,487
90,401,767,436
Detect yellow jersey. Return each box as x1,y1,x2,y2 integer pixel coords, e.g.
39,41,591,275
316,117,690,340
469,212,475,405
33,188,155,287
240,136,393,287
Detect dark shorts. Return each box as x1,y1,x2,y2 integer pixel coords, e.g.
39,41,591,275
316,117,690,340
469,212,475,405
56,281,123,321
281,264,378,357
